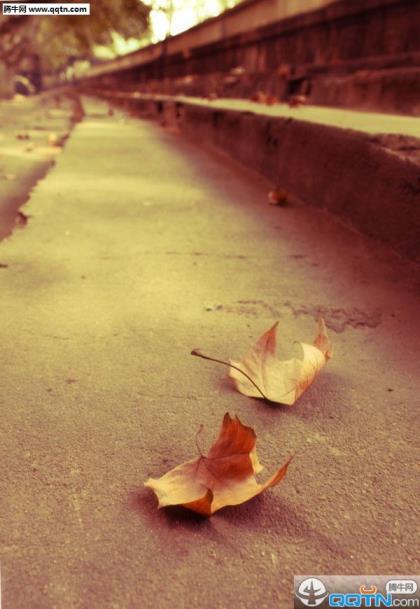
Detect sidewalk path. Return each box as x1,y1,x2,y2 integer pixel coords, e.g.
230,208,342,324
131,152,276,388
0,93,79,240
0,98,418,609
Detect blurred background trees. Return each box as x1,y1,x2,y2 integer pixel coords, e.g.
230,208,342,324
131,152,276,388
0,0,241,95
144,0,241,41
0,0,150,92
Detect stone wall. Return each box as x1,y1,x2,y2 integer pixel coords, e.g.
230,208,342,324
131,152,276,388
82,0,420,115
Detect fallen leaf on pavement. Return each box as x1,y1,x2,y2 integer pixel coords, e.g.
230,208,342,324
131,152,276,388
230,65,246,76
250,91,278,105
268,187,288,206
48,132,59,146
277,64,291,79
265,94,279,106
192,319,332,405
288,94,307,108
14,211,29,228
145,413,291,516
251,90,268,104
48,131,69,147
16,131,30,140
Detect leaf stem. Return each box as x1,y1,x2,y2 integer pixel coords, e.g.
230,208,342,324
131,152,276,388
195,424,204,457
191,349,269,401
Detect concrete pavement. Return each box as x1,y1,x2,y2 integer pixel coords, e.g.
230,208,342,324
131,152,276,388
0,98,419,609
91,90,420,260
0,93,81,240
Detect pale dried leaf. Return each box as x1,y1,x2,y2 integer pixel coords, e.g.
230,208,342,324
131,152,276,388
145,413,291,516
229,319,332,405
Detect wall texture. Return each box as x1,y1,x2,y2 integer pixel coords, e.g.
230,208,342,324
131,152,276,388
92,91,420,260
83,0,420,115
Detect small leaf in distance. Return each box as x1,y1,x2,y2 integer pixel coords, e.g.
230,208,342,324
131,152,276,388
268,187,288,206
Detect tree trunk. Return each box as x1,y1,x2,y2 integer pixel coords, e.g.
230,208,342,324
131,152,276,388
0,62,14,98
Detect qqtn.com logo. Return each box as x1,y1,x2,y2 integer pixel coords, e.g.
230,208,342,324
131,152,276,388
296,577,419,607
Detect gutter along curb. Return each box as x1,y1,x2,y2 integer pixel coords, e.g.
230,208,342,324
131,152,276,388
94,91,420,261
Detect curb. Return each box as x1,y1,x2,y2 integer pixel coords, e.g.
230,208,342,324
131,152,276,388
93,91,420,261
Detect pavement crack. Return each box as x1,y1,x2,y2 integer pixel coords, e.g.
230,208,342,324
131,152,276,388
283,302,382,332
